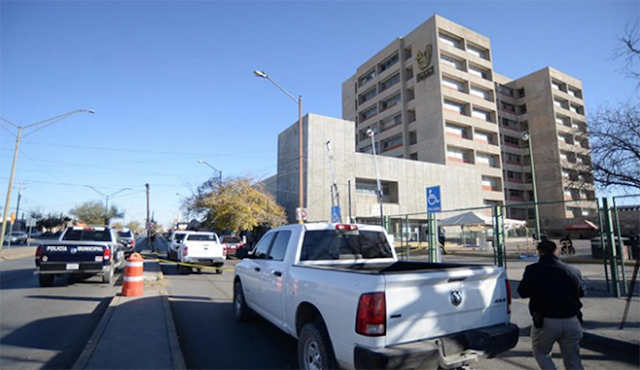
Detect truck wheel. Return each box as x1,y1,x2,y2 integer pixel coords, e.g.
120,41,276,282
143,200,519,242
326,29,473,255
39,274,54,287
298,320,337,370
216,267,223,275
102,266,114,284
234,281,252,322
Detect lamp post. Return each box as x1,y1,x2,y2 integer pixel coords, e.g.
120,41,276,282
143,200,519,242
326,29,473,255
85,186,131,225
254,70,304,224
197,159,222,184
522,132,541,240
0,109,95,249
367,128,385,227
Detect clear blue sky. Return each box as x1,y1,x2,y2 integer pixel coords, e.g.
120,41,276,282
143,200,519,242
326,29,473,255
1,1,638,226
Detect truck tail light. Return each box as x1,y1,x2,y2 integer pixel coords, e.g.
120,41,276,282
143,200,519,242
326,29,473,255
356,292,386,336
336,224,358,231
505,279,512,314
183,246,188,257
103,247,111,260
35,246,42,259
222,247,227,257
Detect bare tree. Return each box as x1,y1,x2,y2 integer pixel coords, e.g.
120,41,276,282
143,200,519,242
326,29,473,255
588,20,640,192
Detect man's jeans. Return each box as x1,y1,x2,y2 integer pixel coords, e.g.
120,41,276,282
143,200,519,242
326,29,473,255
531,316,584,370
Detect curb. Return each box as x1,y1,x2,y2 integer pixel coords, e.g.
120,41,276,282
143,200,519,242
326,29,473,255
581,330,640,355
162,292,187,370
72,295,121,370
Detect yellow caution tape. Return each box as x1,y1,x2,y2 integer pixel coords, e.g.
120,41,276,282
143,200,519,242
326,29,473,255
140,254,236,272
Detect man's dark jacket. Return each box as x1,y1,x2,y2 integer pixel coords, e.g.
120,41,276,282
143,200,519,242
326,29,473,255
518,254,585,318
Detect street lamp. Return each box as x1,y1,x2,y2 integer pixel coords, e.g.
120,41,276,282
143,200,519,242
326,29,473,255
254,70,304,224
197,159,222,184
521,132,541,240
0,109,95,249
367,128,385,227
85,186,131,225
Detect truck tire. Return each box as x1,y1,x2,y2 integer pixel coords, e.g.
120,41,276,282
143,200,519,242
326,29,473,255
298,320,337,370
102,266,114,284
39,274,54,287
216,267,223,275
233,280,252,322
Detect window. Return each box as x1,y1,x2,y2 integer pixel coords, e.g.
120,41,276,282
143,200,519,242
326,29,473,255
404,46,412,59
410,153,418,160
472,107,492,122
560,151,570,161
445,123,468,138
379,53,399,73
570,104,584,115
505,153,521,164
442,76,465,92
268,231,291,261
380,73,400,92
468,65,490,80
502,118,518,130
509,189,524,199
467,43,488,60
379,113,402,131
405,88,415,102
552,80,565,91
439,32,463,49
300,230,393,261
568,87,582,99
360,105,377,121
501,101,516,113
477,153,497,167
572,120,585,131
554,98,569,109
470,86,491,100
482,176,499,191
556,114,570,126
381,134,403,151
517,88,526,98
447,146,472,163
253,232,275,259
359,68,376,86
504,135,520,147
187,233,217,241
475,130,493,144
63,229,112,242
518,104,527,115
380,93,401,111
409,131,417,145
498,85,514,97
356,179,389,196
444,99,466,114
359,87,377,104
440,53,465,71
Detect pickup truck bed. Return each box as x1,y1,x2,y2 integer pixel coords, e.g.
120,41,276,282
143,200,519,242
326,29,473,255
298,261,482,274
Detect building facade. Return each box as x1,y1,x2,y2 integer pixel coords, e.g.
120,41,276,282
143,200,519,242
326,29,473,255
341,15,596,226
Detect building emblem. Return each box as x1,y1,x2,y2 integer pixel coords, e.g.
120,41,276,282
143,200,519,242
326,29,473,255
416,44,434,82
450,289,463,307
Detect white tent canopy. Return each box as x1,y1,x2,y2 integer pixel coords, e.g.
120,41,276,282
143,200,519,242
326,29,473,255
437,211,526,230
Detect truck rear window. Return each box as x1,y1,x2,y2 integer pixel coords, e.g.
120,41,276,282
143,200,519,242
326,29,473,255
118,231,133,238
187,234,216,241
300,230,393,261
63,229,112,242
175,234,187,242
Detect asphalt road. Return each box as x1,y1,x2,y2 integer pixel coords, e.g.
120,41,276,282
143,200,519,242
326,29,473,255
0,255,121,369
163,242,638,370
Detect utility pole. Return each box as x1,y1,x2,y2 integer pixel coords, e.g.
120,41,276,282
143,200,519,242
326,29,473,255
367,128,384,227
7,182,26,248
0,109,95,250
146,183,150,227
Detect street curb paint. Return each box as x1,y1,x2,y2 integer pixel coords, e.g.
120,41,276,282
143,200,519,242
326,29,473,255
162,291,187,370
71,295,121,370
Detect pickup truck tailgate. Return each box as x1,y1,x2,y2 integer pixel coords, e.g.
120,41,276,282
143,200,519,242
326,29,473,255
384,266,509,346
185,242,224,258
40,243,107,263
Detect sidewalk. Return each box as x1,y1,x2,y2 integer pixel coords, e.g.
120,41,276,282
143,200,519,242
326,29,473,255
0,245,37,262
73,258,184,370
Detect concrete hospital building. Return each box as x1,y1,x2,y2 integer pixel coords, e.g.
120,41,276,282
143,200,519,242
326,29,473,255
266,15,596,232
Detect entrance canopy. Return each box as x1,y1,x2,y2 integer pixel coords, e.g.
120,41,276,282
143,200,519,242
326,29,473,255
437,211,526,230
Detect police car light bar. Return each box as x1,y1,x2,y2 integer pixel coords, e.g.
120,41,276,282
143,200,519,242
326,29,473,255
336,224,358,231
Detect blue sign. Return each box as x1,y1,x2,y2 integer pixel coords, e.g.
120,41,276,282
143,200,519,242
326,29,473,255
331,206,342,223
426,186,441,213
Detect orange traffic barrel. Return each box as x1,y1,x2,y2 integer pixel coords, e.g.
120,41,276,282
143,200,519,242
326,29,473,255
121,253,144,297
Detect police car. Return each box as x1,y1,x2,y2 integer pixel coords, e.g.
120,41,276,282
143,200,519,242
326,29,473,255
35,226,126,287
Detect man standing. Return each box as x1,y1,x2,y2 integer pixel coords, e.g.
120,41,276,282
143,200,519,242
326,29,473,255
518,240,585,370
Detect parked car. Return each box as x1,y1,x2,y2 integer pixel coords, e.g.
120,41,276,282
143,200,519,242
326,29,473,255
117,228,136,255
220,235,245,256
234,223,518,370
35,226,126,287
3,231,28,245
177,231,225,274
167,231,188,261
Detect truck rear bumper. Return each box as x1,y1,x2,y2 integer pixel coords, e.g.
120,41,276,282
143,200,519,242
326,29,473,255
36,262,108,275
183,257,225,266
354,323,519,370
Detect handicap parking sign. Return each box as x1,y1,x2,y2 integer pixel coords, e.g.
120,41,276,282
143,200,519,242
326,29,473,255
426,186,441,213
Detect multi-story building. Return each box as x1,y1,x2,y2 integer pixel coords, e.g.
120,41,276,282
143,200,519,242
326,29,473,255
342,14,597,226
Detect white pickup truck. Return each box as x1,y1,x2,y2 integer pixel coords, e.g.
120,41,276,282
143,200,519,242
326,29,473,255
234,223,518,370
178,231,226,274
